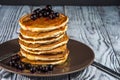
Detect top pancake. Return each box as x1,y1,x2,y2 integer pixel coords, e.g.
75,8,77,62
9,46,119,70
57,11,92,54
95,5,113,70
19,13,69,32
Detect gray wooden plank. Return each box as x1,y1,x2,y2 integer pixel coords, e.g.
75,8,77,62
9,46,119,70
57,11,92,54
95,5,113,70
0,6,20,80
0,6,32,80
65,6,119,80
97,6,120,73
11,6,32,39
0,6,18,43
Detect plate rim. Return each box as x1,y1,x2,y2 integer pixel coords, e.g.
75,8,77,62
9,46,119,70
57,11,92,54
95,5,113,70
0,38,95,77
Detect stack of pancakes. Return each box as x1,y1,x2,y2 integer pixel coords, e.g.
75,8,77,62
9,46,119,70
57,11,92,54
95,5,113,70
18,13,69,65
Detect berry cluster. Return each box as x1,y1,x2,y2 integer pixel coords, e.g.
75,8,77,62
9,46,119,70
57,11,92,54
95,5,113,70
9,54,24,70
30,5,59,20
9,54,54,73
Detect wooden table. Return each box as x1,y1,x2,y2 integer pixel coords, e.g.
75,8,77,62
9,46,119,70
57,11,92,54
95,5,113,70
0,6,120,80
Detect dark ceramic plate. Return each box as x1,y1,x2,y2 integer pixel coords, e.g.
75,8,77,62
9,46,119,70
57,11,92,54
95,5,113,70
0,39,94,77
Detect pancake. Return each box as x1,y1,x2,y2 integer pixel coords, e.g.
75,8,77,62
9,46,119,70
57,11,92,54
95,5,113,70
20,25,67,40
19,51,69,65
19,34,69,51
21,45,67,55
19,33,65,44
20,57,68,65
20,49,69,61
19,14,69,32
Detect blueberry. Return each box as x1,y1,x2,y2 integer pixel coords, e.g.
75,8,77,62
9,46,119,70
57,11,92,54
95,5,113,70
37,65,42,71
30,14,37,20
30,66,36,73
11,57,16,60
11,54,20,61
14,63,19,68
50,10,54,14
9,60,15,66
46,11,50,16
47,64,54,71
24,63,31,69
33,8,41,14
54,12,59,17
46,5,52,10
49,14,56,19
43,11,50,17
41,66,49,72
38,12,42,17
18,63,24,70
41,8,47,13
9,61,13,66
42,11,48,17
49,14,53,19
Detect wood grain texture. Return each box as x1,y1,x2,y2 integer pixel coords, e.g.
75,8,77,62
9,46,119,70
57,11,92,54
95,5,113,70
0,6,32,80
97,6,120,73
0,6,119,80
65,6,119,80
